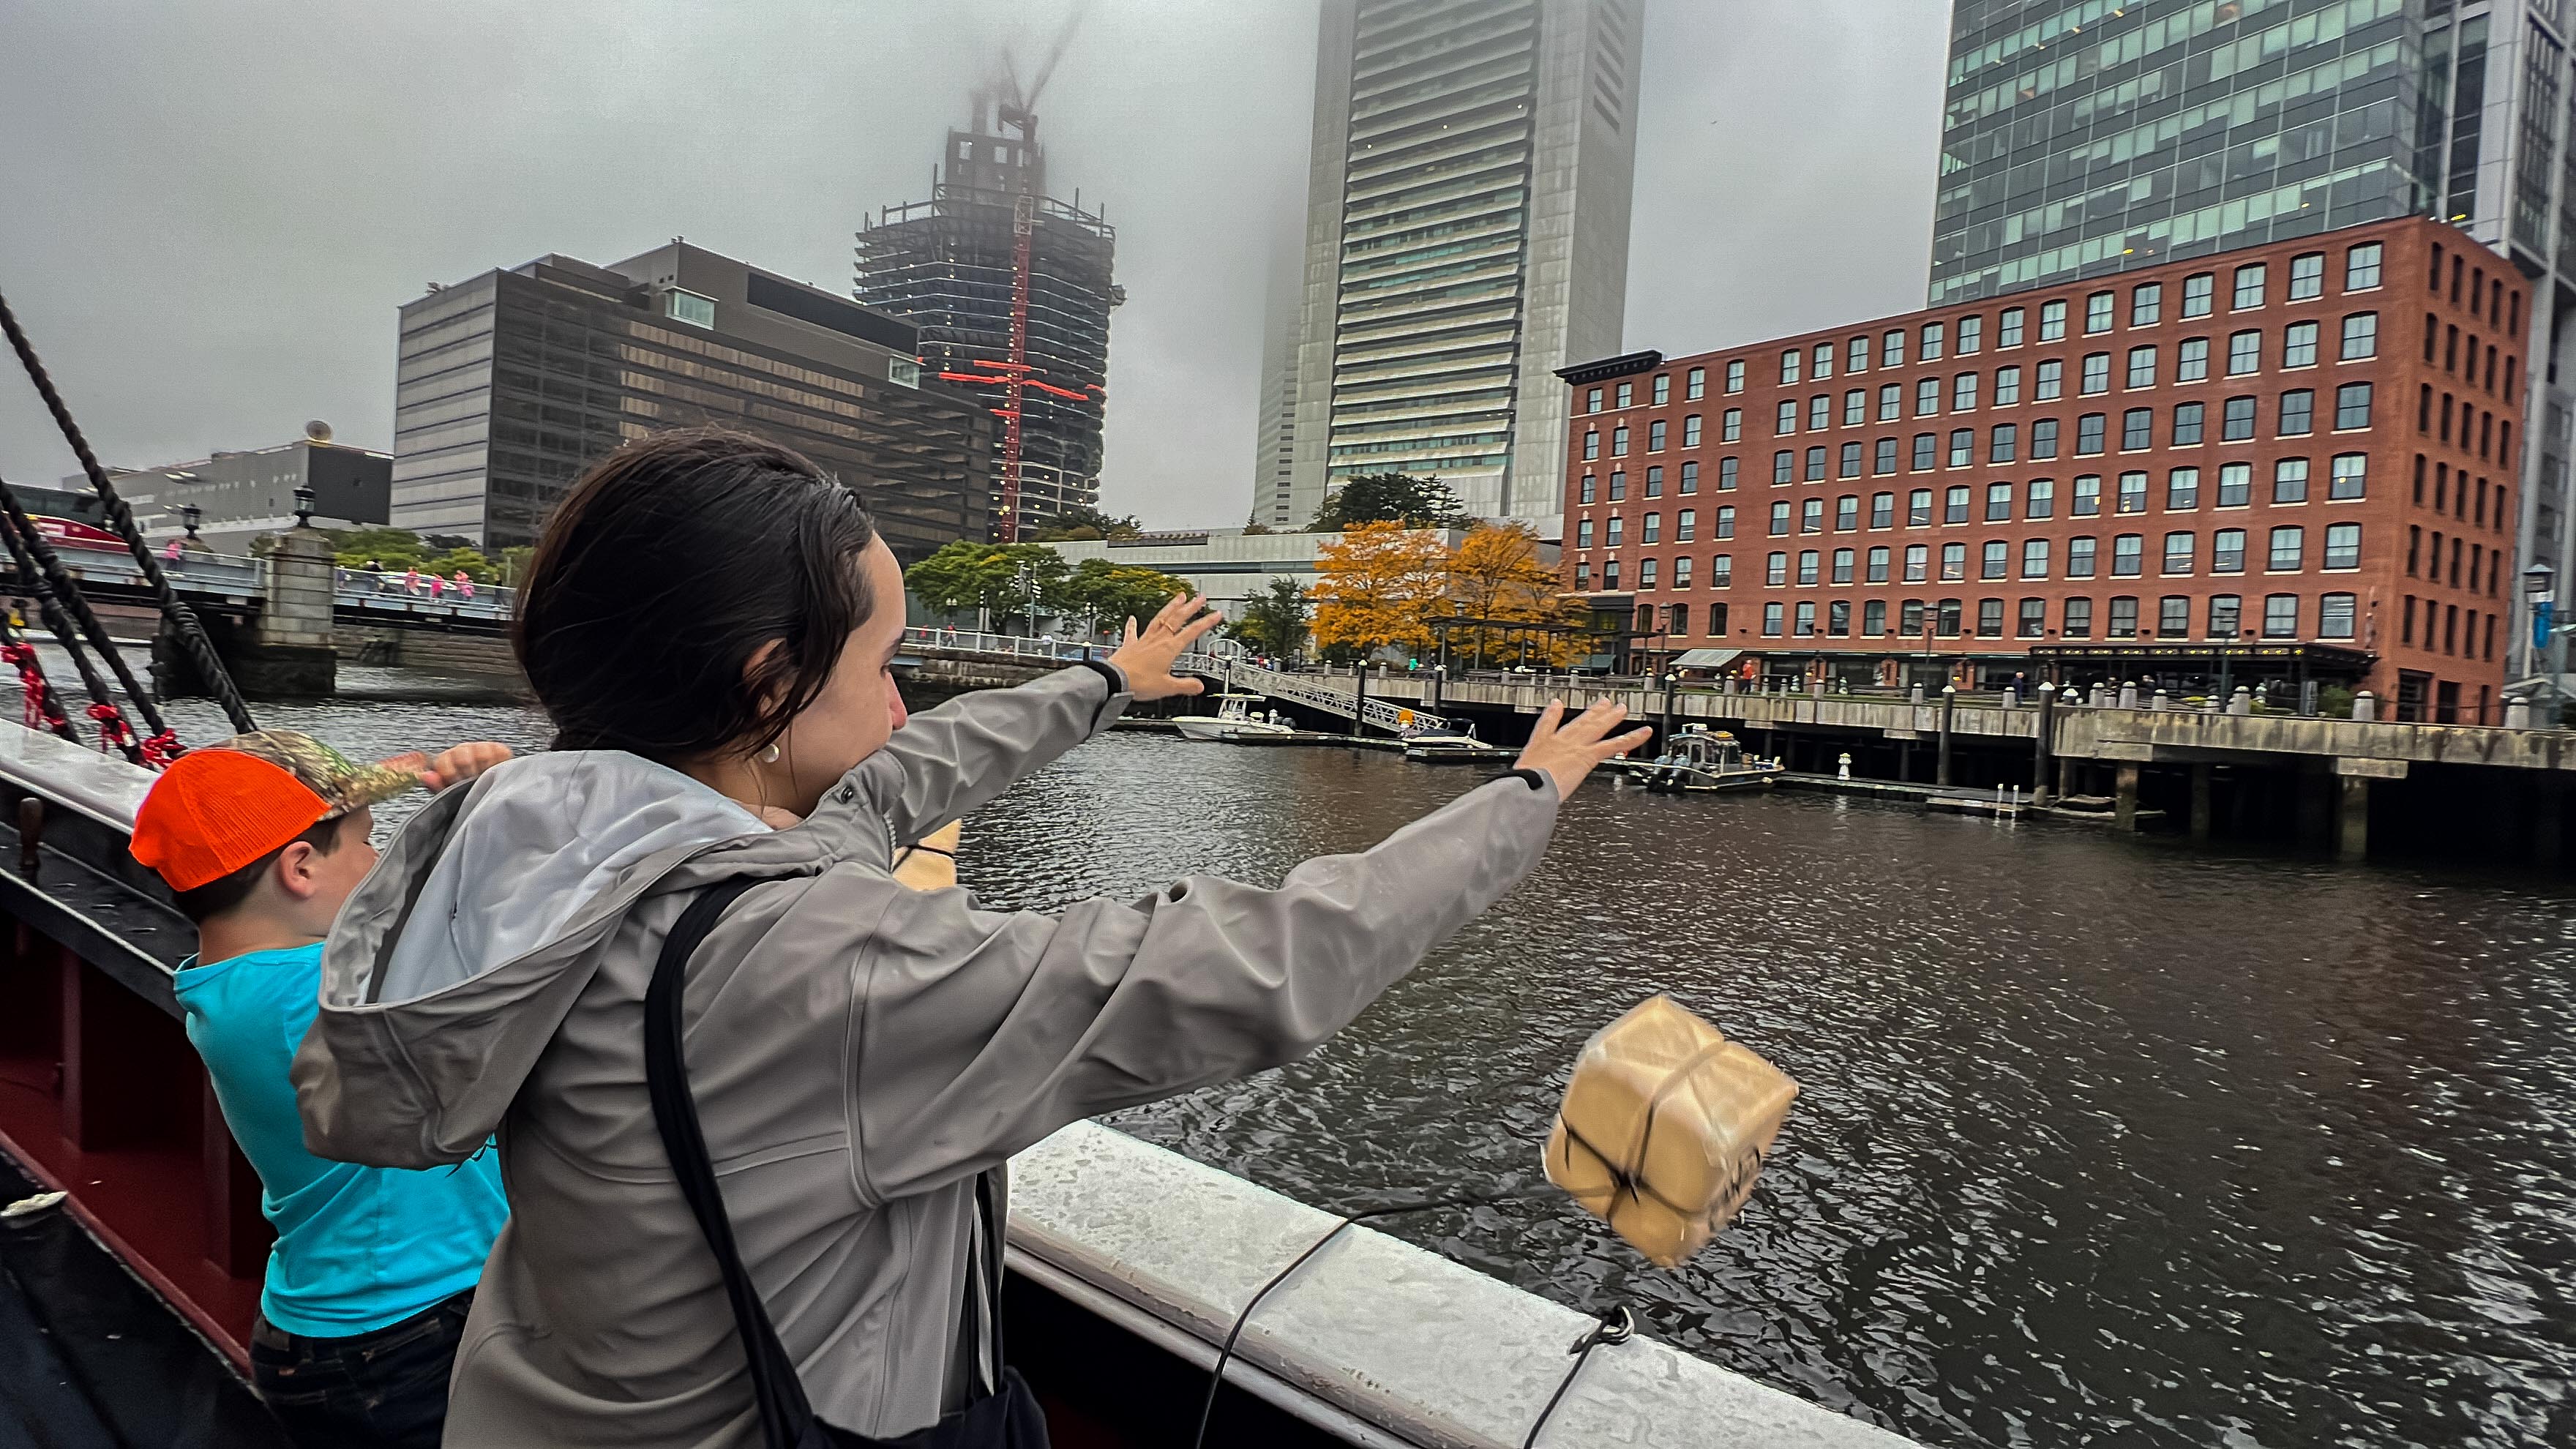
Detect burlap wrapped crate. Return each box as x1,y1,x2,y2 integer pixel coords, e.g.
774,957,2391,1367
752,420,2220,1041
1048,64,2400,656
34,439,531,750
1543,995,1799,1267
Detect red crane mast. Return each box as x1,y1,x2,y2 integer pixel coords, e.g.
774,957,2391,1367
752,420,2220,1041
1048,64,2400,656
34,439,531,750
997,187,1036,542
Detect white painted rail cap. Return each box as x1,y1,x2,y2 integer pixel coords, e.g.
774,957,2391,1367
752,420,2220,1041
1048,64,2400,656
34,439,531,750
0,719,154,831
1009,1120,1919,1449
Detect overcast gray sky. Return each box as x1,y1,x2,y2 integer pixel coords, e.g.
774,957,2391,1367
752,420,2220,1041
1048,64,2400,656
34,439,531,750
0,0,1947,530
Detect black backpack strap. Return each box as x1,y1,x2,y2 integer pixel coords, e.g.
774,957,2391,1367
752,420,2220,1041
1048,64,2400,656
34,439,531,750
646,879,1017,1448
643,877,812,1449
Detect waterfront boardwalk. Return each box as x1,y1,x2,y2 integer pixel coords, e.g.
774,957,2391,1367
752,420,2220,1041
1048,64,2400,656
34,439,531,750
891,629,2575,864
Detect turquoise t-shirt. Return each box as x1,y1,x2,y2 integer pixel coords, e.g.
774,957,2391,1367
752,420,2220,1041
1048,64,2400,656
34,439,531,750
174,943,507,1337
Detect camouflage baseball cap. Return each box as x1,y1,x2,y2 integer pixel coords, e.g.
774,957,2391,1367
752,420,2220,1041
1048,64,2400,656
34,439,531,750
211,730,424,817
130,730,423,892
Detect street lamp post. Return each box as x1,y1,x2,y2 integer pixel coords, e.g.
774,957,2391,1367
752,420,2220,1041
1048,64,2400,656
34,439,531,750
2526,562,2560,727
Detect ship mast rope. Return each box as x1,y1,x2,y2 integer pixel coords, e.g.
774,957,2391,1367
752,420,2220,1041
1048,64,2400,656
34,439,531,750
0,285,260,757
1188,1187,1637,1449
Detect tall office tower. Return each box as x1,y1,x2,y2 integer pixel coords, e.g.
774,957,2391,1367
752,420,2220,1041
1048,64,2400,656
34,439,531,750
857,89,1121,539
1251,242,1304,528
1285,0,1643,533
1933,0,2576,682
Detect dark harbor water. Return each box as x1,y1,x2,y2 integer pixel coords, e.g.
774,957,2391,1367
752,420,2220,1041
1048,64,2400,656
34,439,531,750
159,694,2576,1448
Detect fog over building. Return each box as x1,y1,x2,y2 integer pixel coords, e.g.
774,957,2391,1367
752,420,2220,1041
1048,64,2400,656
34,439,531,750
1932,0,2576,684
857,89,1120,539
1267,0,1644,536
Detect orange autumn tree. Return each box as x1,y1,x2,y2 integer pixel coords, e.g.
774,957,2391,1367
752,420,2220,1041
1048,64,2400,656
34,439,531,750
1311,520,1448,662
1443,522,1584,667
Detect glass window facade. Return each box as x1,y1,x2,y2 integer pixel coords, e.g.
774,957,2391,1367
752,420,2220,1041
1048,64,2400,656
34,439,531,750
394,255,990,556
1932,0,2426,304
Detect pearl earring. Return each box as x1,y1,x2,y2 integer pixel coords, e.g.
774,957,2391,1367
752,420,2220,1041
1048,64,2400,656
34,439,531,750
760,743,782,764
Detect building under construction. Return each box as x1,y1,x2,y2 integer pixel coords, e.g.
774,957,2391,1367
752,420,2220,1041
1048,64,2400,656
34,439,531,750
856,89,1120,539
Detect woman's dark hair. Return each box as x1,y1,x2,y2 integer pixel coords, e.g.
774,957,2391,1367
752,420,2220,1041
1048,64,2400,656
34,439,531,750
513,427,881,761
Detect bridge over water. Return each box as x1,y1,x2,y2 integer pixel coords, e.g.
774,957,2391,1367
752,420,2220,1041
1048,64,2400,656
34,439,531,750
6,533,514,694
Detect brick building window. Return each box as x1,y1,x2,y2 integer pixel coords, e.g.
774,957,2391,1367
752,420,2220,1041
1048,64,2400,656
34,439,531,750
2288,252,2325,302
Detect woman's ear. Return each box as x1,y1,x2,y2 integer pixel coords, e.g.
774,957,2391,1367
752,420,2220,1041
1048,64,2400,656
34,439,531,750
738,639,789,749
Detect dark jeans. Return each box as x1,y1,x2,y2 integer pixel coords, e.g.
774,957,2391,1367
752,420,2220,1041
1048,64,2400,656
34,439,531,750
249,1289,472,1449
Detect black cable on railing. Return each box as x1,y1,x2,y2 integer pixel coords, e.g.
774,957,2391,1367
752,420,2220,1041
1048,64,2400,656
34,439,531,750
1187,1186,1615,1449
0,601,81,746
0,506,145,764
0,288,252,737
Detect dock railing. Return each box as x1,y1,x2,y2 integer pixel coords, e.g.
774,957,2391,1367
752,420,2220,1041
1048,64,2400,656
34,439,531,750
1177,652,1459,735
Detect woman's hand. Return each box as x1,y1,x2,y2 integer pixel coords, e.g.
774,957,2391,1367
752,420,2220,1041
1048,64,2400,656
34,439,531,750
1513,700,1652,801
1105,593,1224,702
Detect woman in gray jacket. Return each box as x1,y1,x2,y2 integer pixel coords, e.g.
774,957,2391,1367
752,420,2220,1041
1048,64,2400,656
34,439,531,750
291,428,1646,1448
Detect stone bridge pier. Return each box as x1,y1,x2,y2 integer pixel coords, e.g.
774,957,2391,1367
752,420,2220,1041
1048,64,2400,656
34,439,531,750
154,528,337,700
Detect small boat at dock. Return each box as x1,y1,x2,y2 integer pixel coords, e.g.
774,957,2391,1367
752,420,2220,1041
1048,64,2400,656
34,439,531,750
1399,722,1502,763
1619,727,1785,793
1172,694,1298,744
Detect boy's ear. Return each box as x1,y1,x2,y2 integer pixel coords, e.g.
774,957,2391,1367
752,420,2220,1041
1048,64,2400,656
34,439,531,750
270,840,321,901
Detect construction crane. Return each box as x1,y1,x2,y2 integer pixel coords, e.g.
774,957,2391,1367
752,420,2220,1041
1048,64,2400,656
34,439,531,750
997,122,1038,543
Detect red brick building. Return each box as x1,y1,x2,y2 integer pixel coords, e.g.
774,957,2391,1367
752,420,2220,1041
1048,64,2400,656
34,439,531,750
1557,218,2523,722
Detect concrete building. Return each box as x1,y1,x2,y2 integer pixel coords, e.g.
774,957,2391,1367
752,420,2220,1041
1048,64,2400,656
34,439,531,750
856,89,1120,539
1041,529,1347,622
1932,0,2576,696
1564,217,2522,722
48,428,389,553
1251,244,1305,530
1040,524,1491,624
393,242,992,559
1276,0,1642,535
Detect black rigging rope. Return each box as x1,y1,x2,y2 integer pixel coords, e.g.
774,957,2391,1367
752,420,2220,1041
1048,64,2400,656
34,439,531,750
0,506,145,763
0,288,253,736
1187,1186,1635,1449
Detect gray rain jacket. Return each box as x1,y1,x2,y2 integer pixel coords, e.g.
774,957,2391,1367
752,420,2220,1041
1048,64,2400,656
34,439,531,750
291,666,1559,1447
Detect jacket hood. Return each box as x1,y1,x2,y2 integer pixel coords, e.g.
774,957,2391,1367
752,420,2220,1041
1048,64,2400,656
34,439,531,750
293,747,903,1167
375,752,767,1003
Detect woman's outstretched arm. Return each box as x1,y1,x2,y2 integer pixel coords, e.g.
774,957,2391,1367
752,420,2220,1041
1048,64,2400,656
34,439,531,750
873,594,1220,841
836,700,1647,1204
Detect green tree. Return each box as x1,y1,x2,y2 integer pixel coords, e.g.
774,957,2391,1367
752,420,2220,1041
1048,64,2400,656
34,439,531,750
498,546,536,588
1226,577,1310,658
1053,558,1193,636
325,525,438,570
1308,473,1464,531
902,540,1070,629
1027,505,1145,543
426,547,498,583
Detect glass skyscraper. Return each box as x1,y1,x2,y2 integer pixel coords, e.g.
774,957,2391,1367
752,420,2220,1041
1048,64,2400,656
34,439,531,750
1269,0,1642,531
1935,0,2576,682
1932,0,2427,305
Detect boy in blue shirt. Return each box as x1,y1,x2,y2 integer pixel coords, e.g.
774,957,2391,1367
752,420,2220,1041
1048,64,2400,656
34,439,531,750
130,730,514,1448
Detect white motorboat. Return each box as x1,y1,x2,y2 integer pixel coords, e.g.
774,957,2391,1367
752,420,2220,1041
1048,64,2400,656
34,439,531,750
1172,694,1299,743
1400,722,1502,763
